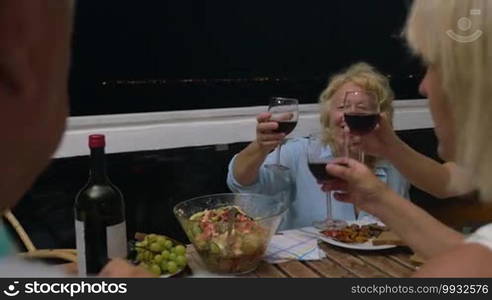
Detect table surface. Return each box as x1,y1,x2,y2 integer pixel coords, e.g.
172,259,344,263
241,242,418,278
60,241,418,277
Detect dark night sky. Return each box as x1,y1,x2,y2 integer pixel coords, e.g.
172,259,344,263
69,0,421,115
71,0,416,79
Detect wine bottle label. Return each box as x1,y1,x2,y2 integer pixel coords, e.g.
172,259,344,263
75,220,87,276
75,220,127,276
107,221,128,259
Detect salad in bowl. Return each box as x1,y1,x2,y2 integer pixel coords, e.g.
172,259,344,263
174,193,287,274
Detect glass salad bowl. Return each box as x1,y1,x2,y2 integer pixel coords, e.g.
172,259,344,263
173,193,287,274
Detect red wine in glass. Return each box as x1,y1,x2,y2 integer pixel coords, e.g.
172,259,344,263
265,97,299,170
343,90,380,163
308,163,336,181
274,121,298,135
308,162,349,181
307,134,348,230
344,113,380,136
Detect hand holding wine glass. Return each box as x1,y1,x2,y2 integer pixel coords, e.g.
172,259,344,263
358,113,400,158
322,157,391,215
265,97,299,170
255,112,285,153
307,134,348,230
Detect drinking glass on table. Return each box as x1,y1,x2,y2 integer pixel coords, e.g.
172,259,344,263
265,97,299,171
343,90,380,163
307,134,348,230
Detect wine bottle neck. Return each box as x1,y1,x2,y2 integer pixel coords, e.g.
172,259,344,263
89,147,108,183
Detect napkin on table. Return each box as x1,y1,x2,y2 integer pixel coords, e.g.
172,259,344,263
263,227,326,264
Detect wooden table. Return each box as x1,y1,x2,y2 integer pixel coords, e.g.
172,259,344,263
60,240,418,277
244,242,418,278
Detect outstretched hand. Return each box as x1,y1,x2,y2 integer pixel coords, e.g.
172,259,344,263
98,259,155,278
255,112,285,153
321,157,390,214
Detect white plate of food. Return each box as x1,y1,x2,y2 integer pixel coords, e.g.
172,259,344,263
302,221,397,250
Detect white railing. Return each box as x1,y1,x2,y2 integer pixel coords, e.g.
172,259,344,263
53,99,433,158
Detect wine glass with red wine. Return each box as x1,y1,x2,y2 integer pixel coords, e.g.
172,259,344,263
265,97,299,170
343,91,380,163
307,134,348,230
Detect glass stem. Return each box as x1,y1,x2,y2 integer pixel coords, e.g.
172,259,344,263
326,193,332,221
277,143,282,165
344,133,349,158
356,149,364,219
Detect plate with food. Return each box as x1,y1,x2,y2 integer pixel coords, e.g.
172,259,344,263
306,221,397,250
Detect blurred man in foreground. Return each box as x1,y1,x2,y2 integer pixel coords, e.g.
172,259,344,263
0,0,150,277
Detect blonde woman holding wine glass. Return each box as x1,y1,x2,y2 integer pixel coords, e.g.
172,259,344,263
227,63,410,230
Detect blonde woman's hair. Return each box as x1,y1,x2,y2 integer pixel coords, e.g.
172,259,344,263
406,0,492,201
318,62,395,156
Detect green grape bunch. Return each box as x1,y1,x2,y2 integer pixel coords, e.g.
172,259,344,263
134,234,188,276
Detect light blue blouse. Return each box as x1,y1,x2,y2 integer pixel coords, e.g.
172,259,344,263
227,137,410,230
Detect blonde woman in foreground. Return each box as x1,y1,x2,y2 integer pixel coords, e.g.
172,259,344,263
227,63,409,230
323,0,492,276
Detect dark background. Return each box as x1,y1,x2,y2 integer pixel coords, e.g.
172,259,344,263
69,0,422,116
